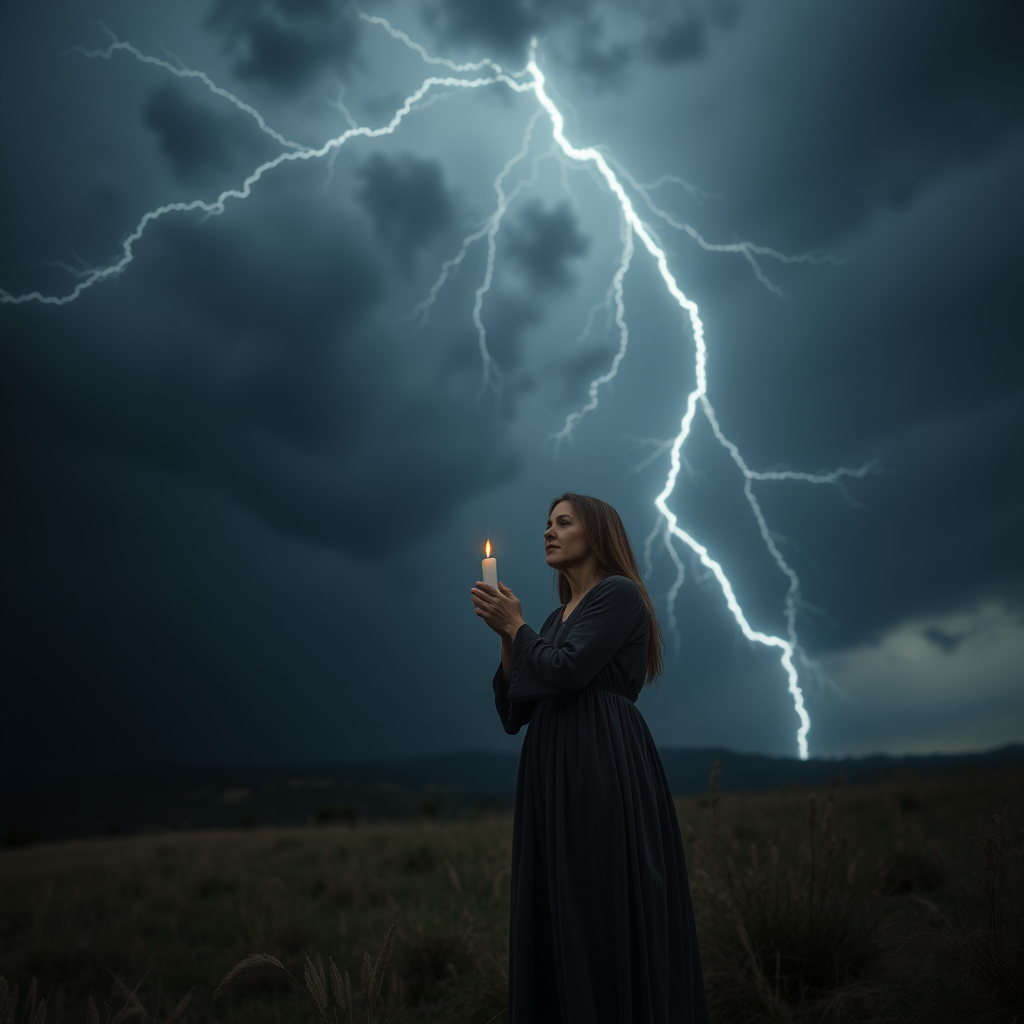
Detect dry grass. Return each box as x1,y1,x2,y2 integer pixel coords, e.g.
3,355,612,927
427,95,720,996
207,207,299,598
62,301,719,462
209,925,400,1024
896,809,1024,1024
694,767,884,1022
0,819,511,1023
0,767,1020,1023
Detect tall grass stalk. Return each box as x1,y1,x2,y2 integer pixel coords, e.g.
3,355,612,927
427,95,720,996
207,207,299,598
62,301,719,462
696,762,883,1021
215,923,401,1024
935,811,1023,1020
0,973,192,1024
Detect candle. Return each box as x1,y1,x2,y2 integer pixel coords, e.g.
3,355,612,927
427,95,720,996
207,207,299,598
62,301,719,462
482,539,498,590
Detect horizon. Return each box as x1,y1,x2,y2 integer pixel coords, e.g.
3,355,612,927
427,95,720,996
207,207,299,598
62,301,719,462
7,740,1022,788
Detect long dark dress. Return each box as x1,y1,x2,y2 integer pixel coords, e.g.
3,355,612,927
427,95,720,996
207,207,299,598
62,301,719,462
492,575,708,1024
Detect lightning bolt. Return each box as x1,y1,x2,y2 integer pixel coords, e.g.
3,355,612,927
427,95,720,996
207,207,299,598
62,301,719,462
72,22,307,151
413,110,557,399
0,15,875,760
0,25,532,307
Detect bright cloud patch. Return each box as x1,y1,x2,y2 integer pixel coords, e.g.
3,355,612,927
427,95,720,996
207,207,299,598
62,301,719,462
816,602,1024,756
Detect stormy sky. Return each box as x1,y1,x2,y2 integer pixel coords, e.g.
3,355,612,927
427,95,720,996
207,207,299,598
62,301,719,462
2,0,1021,779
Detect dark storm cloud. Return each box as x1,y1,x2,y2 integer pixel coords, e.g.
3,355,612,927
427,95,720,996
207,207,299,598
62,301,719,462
679,21,1024,656
701,0,741,31
648,15,706,63
567,21,631,87
158,192,382,349
477,293,542,381
728,0,1024,248
503,200,589,292
430,289,543,404
922,626,965,654
846,390,1024,635
424,0,735,73
424,0,558,56
206,0,359,92
424,0,635,80
1,181,518,559
734,367,1024,658
356,154,455,275
553,341,618,403
569,0,744,81
142,196,517,551
142,83,280,185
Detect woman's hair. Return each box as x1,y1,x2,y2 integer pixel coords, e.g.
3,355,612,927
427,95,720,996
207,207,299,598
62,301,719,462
549,492,664,684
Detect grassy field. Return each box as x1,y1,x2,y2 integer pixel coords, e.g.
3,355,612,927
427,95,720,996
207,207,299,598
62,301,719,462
1,766,1021,1023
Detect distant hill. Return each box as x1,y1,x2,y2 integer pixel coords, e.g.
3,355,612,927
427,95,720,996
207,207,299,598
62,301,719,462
658,743,1024,792
3,743,1021,844
336,743,1024,795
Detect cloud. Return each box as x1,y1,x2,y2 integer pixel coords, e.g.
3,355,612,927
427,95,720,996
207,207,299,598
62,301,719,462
420,0,741,81
813,602,1024,755
503,200,590,293
423,0,554,56
722,1,1024,247
563,17,631,86
157,193,383,350
804,383,1024,654
694,126,1024,661
148,202,518,550
1,182,520,558
142,83,280,185
475,291,543,383
356,154,455,275
922,626,965,654
647,15,706,63
552,340,618,403
206,0,359,93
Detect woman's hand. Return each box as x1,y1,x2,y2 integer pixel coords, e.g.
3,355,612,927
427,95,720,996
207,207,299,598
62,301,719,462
471,581,526,640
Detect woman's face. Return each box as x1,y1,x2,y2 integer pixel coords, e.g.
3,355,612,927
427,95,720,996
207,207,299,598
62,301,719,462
544,500,592,571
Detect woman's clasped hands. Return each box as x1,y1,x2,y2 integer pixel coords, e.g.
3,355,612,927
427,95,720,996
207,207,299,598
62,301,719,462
471,581,526,640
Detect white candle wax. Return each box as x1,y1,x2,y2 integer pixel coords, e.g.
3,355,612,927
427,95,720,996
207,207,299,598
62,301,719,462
482,540,498,589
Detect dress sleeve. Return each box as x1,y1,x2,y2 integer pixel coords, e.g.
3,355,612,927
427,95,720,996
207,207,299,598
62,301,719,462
492,662,535,734
491,607,562,735
507,576,645,702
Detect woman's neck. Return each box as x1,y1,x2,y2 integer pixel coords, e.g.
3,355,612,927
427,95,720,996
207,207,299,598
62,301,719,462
562,560,604,604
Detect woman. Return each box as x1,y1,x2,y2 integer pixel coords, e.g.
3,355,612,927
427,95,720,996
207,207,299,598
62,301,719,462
471,493,708,1024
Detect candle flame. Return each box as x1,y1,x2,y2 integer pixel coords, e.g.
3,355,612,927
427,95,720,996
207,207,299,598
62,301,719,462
485,539,491,558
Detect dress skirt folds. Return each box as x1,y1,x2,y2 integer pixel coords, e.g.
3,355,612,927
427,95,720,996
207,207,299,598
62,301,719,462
493,575,709,1024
